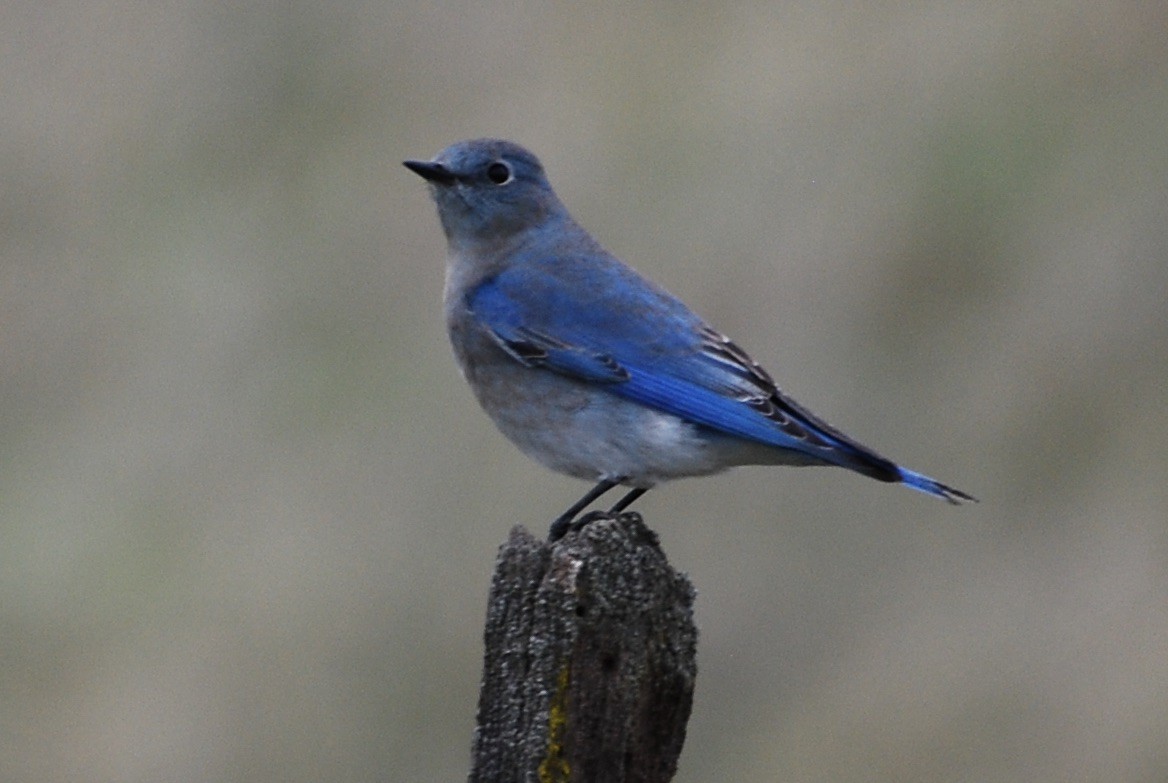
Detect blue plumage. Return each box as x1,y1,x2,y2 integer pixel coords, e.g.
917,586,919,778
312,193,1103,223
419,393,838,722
405,139,975,538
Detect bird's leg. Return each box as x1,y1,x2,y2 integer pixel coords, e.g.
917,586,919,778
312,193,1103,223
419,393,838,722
607,486,648,516
564,486,651,538
548,478,620,541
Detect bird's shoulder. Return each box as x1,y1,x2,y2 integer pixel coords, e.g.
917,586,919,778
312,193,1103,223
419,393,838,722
466,247,704,350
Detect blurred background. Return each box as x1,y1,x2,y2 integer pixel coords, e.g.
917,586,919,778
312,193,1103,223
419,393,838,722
2,2,1166,781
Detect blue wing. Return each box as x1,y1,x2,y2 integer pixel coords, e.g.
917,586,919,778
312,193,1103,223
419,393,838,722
468,257,974,503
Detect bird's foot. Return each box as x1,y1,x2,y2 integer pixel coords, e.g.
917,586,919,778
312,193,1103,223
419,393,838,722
548,509,614,542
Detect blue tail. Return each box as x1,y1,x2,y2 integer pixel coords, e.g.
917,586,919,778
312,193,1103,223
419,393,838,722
897,467,977,505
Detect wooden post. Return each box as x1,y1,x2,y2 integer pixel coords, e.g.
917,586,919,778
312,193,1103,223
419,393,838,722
468,513,698,783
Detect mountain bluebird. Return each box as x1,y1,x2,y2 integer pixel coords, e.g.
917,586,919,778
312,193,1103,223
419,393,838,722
405,139,975,540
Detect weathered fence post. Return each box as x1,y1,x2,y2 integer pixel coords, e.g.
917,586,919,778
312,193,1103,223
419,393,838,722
469,513,697,783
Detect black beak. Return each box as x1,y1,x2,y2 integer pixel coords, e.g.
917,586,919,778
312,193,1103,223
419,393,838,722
403,159,458,186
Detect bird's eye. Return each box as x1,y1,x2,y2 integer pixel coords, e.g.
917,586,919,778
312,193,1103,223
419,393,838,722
486,162,512,185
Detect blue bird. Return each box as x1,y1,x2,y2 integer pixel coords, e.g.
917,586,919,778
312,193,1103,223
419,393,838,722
405,139,975,539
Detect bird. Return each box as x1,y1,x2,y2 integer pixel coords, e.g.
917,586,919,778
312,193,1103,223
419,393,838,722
404,139,975,540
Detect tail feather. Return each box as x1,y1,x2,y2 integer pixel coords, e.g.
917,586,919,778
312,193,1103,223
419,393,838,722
897,467,978,505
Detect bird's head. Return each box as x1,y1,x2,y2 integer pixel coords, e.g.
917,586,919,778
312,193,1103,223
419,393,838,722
404,139,565,248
